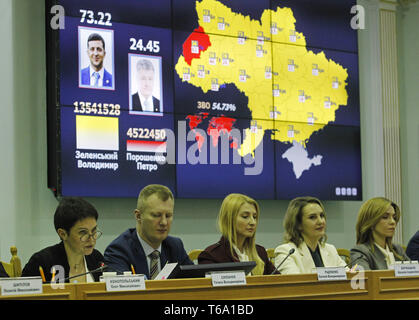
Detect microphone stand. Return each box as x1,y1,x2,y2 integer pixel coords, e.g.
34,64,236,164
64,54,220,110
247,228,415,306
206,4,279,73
62,264,108,283
271,248,295,275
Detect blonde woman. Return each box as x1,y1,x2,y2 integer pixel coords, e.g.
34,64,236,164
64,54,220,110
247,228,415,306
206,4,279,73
350,197,409,270
198,193,277,275
274,196,347,274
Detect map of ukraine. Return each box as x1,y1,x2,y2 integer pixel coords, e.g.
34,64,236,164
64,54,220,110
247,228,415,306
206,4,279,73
175,0,348,178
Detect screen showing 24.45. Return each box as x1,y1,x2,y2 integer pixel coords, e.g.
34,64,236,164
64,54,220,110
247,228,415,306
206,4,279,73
47,0,362,200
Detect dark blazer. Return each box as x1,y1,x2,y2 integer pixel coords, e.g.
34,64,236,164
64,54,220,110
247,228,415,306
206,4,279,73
0,262,9,277
131,92,160,112
21,242,104,282
406,230,419,261
350,242,409,270
198,236,278,275
80,66,113,87
104,228,193,279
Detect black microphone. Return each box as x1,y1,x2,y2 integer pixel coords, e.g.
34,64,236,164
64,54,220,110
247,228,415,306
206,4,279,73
401,252,412,262
62,262,108,282
344,254,363,269
271,248,295,275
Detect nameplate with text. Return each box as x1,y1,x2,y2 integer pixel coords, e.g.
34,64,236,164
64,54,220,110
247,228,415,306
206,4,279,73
210,271,247,287
316,267,347,281
105,275,146,292
0,277,43,296
394,263,419,277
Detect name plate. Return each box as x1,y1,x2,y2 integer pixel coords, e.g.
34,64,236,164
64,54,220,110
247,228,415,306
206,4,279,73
394,263,419,277
210,271,246,287
155,262,178,280
105,275,146,292
316,267,347,281
0,277,43,296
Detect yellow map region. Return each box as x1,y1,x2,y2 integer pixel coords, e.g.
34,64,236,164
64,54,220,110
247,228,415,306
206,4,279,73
175,0,349,157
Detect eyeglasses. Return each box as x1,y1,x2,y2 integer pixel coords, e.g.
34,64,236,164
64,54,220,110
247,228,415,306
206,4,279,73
79,230,103,242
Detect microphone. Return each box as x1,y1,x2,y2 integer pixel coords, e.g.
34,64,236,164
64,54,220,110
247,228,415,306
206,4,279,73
62,262,108,282
271,248,295,275
401,251,411,262
344,255,363,269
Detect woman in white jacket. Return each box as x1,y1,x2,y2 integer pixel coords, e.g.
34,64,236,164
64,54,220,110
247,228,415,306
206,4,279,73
274,196,347,274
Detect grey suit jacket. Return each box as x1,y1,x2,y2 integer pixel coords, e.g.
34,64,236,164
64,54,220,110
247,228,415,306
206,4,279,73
350,242,409,270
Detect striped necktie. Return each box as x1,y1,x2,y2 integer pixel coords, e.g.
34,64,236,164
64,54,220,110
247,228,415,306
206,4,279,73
93,72,100,87
149,250,160,280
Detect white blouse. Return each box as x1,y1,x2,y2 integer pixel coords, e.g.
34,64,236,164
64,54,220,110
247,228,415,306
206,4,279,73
232,245,249,262
84,257,95,283
375,243,396,267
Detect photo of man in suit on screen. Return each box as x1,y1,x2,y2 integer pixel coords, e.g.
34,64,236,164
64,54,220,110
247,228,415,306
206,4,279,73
80,32,113,89
131,58,161,113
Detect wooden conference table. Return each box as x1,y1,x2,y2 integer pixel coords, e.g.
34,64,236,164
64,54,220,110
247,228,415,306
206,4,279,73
1,270,419,300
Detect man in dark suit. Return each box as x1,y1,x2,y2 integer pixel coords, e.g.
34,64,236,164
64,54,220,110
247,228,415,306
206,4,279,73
131,59,161,112
406,231,419,261
104,185,193,279
80,33,113,88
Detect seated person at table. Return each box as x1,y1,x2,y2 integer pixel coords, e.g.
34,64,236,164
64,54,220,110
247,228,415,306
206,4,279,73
22,197,104,283
104,184,193,279
406,231,419,261
350,197,409,270
198,193,277,275
274,196,347,274
406,230,419,261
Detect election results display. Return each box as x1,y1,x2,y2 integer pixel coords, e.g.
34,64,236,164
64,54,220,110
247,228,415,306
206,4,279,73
46,0,362,200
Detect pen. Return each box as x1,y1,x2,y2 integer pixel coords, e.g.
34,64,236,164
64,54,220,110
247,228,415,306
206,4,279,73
39,266,46,282
131,264,136,275
351,264,358,272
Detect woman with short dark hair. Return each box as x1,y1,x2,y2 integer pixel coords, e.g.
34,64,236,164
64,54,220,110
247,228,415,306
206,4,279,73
22,197,104,283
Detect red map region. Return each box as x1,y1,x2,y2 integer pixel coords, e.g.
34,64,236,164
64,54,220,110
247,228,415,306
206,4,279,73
186,113,209,130
186,113,210,151
207,116,237,149
182,26,211,66
195,133,205,151
185,114,237,152
230,138,239,149
186,115,203,130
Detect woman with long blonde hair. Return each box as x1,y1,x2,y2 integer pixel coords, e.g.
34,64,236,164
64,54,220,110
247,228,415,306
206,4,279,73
350,197,409,270
198,193,277,275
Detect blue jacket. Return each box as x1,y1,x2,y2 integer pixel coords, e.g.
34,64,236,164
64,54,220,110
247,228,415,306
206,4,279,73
406,231,419,261
104,228,193,278
80,66,113,87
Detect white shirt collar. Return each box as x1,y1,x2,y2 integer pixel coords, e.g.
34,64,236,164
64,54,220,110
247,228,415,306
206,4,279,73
136,230,161,257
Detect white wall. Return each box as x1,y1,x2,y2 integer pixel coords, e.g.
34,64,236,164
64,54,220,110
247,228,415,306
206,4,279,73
398,2,419,242
0,0,416,264
0,0,16,260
